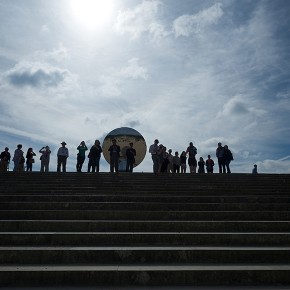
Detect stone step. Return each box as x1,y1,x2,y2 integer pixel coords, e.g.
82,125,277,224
1,232,290,246
2,202,290,211
1,265,290,287
1,210,290,221
1,220,290,232
1,246,290,264
1,194,290,203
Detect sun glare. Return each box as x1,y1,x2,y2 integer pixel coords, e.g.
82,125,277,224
70,0,113,29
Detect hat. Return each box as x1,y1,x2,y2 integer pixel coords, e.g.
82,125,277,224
61,141,67,145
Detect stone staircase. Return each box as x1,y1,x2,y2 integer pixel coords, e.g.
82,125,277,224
0,172,290,287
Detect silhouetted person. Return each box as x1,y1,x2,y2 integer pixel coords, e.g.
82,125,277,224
76,141,88,172
88,140,103,172
149,139,159,173
172,151,181,173
186,142,197,173
126,142,136,172
206,155,214,173
39,146,51,172
223,145,233,173
216,142,225,173
57,142,69,172
108,139,120,172
252,164,258,174
26,148,36,172
12,144,24,172
198,157,205,173
0,147,11,172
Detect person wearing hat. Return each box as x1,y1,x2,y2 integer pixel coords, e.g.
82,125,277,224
39,145,51,172
126,142,136,172
108,139,120,173
57,142,69,172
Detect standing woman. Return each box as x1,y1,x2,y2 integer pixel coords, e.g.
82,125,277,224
76,141,88,172
88,140,103,172
39,146,51,172
26,148,36,172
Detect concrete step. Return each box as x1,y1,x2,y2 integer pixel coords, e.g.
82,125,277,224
1,265,290,287
1,194,290,203
1,220,290,232
2,202,290,211
1,210,290,221
1,232,290,246
1,246,290,264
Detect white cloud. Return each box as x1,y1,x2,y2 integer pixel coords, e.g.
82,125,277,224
173,3,224,37
118,58,148,80
115,0,166,39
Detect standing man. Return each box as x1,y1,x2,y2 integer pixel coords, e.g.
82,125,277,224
186,142,197,173
57,141,69,172
76,141,88,172
108,139,120,173
216,142,225,173
149,139,159,174
126,142,136,172
0,147,11,172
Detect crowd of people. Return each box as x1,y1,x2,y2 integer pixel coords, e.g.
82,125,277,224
149,139,234,174
0,138,251,174
0,139,135,174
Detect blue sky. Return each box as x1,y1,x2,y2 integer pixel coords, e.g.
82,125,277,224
0,0,290,173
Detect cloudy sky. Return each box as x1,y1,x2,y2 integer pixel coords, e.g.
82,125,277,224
0,0,290,173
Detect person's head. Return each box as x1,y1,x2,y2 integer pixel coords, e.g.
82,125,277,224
181,151,186,156
254,164,257,168
208,155,211,159
168,149,172,154
5,147,9,151
199,157,203,161
129,142,133,147
27,148,33,152
189,142,193,146
218,142,222,147
61,141,66,147
94,140,100,146
81,141,85,146
154,139,159,144
112,139,117,144
175,151,179,156
17,144,22,149
45,146,50,150
224,145,228,149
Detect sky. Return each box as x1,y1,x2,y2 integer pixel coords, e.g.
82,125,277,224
0,0,290,173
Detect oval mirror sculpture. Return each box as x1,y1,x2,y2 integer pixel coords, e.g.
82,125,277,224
102,127,147,171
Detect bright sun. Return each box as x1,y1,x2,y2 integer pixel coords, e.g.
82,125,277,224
70,0,113,29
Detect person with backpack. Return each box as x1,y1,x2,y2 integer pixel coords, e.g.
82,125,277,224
223,145,234,173
186,142,197,173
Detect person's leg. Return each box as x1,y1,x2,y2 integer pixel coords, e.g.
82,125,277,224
96,157,100,172
62,157,67,172
110,158,114,172
57,157,61,172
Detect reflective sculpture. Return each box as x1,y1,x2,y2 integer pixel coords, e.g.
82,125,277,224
102,127,147,171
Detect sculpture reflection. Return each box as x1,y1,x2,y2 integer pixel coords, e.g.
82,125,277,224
102,127,147,171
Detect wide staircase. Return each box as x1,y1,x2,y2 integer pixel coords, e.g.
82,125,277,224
0,172,290,287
